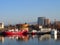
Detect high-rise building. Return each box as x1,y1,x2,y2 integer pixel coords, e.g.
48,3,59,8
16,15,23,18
38,17,50,26
38,17,45,26
44,18,50,25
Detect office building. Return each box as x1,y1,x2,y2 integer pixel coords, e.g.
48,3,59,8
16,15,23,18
38,17,50,26
38,17,45,26
44,18,50,25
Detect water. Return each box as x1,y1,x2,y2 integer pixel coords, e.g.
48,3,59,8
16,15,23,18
0,34,60,45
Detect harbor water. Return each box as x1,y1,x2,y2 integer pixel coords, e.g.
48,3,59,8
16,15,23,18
0,34,60,45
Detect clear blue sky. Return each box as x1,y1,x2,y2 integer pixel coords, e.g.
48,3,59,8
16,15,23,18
0,0,60,25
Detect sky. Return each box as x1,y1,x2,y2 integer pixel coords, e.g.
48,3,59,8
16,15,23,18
0,0,60,25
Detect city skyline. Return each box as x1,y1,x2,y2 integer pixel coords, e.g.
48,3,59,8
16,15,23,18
0,0,60,25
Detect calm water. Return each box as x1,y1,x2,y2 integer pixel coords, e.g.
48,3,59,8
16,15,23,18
0,34,60,45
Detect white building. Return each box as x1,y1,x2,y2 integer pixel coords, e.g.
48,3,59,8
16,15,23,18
0,23,4,29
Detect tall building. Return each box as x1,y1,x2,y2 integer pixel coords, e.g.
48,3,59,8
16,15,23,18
38,17,50,26
44,18,50,25
38,17,45,26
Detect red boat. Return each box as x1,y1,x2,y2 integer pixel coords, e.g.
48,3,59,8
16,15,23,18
5,30,28,35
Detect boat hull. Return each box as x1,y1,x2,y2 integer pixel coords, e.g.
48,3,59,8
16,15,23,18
5,31,28,35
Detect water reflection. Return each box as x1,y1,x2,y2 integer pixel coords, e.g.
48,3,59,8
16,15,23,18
52,35,60,41
16,35,29,42
5,35,29,42
0,34,60,45
0,36,4,43
38,34,51,41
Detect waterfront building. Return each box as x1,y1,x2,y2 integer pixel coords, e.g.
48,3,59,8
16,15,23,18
20,23,29,31
0,22,4,29
16,23,29,31
39,25,42,29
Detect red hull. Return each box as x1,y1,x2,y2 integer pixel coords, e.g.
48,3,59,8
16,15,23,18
5,31,28,35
